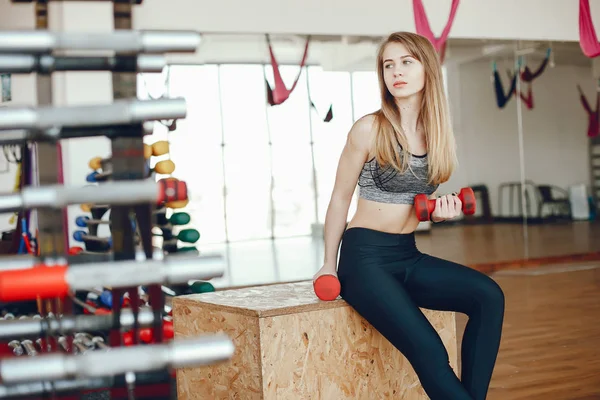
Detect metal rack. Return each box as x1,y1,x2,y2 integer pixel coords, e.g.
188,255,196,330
0,1,233,399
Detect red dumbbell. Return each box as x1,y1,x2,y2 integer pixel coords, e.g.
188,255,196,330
313,274,341,301
414,187,476,222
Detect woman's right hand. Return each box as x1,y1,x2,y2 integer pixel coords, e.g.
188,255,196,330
313,263,338,282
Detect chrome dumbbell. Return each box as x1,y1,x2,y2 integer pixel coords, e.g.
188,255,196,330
92,336,109,350
57,336,70,353
8,340,23,356
20,339,38,356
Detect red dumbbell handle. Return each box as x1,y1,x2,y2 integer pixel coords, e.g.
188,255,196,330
415,188,476,221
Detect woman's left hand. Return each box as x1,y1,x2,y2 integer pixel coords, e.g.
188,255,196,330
430,193,462,222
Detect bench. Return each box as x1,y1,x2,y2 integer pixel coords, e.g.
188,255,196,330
173,281,458,399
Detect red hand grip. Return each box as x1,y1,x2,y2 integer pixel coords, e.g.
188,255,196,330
0,266,69,302
414,187,477,222
313,274,341,301
157,178,188,205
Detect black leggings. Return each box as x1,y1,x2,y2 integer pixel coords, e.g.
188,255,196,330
338,227,505,400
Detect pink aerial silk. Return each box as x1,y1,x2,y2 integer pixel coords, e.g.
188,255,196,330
579,0,600,58
506,69,535,110
577,84,600,137
521,48,551,82
514,83,534,110
265,35,310,106
412,0,460,63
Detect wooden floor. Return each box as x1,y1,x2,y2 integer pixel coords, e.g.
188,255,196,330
416,220,600,272
455,262,600,400
202,220,600,398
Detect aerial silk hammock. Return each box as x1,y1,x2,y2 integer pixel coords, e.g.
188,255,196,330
511,76,534,110
492,61,517,109
520,48,552,82
577,83,600,137
499,50,552,110
264,34,310,106
518,83,534,110
310,100,334,122
579,0,600,58
506,67,534,110
412,0,460,63
264,34,333,122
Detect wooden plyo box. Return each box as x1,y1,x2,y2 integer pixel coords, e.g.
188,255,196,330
173,281,458,399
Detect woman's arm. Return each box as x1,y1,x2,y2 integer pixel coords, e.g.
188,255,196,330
318,116,374,274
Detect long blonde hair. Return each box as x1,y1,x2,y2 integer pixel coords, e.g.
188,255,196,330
372,31,457,185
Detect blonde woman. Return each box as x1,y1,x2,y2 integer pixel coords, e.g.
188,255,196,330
313,32,504,400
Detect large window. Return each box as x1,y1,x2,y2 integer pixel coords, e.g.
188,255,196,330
219,64,273,242
308,67,355,224
138,65,384,244
264,65,314,238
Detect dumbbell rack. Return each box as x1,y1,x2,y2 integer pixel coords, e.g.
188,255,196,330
80,140,201,257
0,1,233,400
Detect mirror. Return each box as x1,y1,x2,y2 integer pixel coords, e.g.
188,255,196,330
417,39,526,269
439,37,600,269
513,40,600,262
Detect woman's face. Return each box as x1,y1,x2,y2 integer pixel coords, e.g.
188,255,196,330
382,42,425,99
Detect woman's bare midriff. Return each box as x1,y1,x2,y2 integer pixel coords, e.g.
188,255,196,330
346,198,421,234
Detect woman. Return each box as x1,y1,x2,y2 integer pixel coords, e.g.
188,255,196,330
313,32,505,400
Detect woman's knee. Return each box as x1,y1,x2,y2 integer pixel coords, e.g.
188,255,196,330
477,275,505,315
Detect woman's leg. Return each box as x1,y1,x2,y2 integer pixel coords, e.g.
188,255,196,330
402,254,505,400
338,236,473,399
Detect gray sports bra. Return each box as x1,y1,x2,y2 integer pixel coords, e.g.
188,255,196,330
358,151,439,204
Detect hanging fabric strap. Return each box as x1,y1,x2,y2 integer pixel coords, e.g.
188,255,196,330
519,83,534,109
265,34,311,106
506,69,534,110
579,0,600,58
323,104,333,122
412,0,460,63
310,101,334,123
521,48,552,82
514,81,534,110
577,84,600,137
493,62,517,109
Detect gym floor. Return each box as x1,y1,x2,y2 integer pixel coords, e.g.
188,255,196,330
196,219,600,399
476,262,600,399
202,220,600,290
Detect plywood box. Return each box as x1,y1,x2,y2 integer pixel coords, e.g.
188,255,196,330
173,281,457,399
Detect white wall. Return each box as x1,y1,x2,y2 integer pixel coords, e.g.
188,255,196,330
1,0,597,43
131,0,590,43
442,59,592,217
